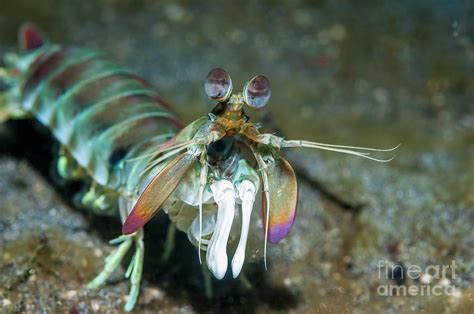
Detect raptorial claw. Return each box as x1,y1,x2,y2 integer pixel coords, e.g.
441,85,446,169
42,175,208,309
232,180,257,278
206,180,235,279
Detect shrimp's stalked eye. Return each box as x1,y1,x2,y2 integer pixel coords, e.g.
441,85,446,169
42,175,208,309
204,68,233,102
243,74,271,108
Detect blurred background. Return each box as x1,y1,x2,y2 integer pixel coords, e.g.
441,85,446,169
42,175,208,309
0,0,473,312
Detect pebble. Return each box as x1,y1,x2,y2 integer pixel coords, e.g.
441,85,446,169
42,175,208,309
439,277,451,287
143,287,165,303
91,300,100,312
329,24,347,41
61,290,78,300
420,273,432,284
93,248,103,258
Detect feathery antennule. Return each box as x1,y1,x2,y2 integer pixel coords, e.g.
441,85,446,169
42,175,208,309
282,140,399,162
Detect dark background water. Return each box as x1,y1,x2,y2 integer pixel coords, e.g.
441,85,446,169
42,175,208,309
0,1,473,312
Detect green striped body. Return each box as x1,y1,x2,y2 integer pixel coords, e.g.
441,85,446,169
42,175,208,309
12,43,182,196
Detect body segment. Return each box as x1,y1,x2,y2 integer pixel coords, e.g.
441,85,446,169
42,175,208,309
12,36,181,191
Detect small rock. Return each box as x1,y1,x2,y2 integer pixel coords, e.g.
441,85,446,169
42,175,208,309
143,287,164,304
62,290,78,300
91,300,100,312
439,278,451,287
420,273,433,285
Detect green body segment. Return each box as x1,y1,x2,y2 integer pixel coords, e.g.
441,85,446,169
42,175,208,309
10,43,182,193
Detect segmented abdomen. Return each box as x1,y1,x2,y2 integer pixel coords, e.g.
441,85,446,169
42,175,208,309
19,45,182,190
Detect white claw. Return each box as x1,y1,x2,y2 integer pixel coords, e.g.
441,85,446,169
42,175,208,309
232,180,256,278
207,180,235,279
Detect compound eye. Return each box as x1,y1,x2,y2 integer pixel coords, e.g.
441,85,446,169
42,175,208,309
243,75,271,108
204,68,233,102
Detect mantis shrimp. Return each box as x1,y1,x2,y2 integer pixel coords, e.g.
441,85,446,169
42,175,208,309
0,23,397,311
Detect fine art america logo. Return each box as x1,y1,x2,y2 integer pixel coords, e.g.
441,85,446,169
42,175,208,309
377,260,458,296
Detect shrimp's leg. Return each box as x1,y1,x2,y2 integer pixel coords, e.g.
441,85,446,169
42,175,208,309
87,199,145,312
239,271,253,290
86,231,144,312
86,234,134,290
161,221,177,263
81,182,118,215
124,230,144,311
57,146,86,180
201,262,213,299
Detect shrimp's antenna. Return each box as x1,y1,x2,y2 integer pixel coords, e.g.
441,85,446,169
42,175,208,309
282,140,400,162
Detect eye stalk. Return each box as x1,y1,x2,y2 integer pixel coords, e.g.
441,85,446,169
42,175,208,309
243,75,271,109
204,68,233,102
